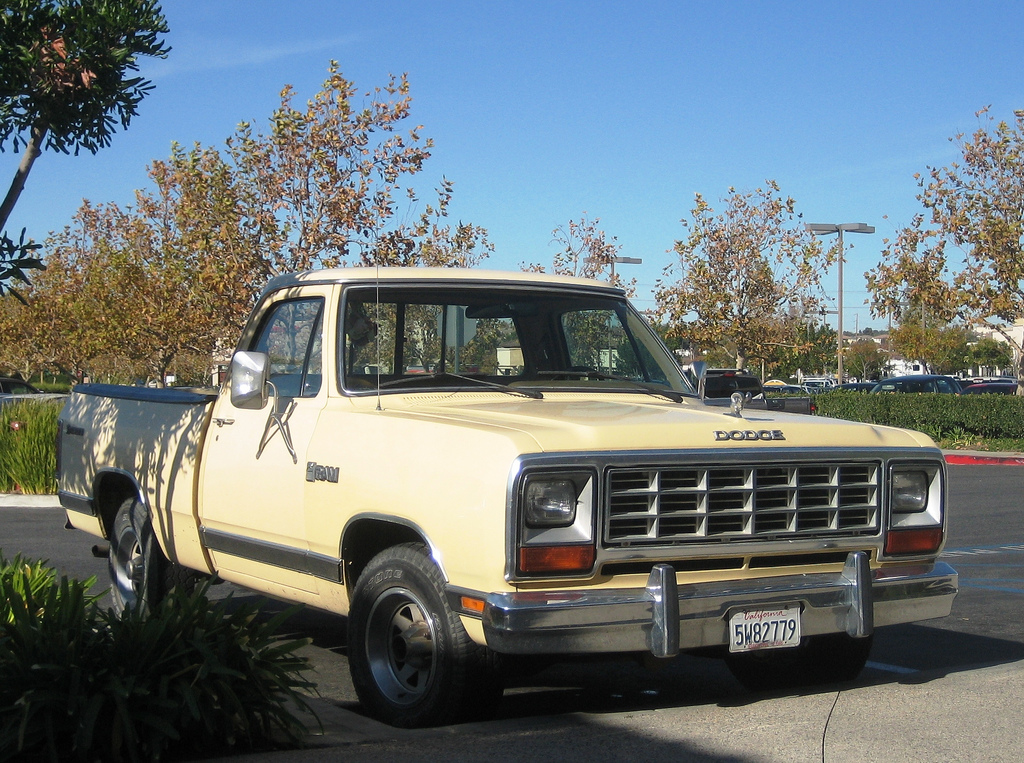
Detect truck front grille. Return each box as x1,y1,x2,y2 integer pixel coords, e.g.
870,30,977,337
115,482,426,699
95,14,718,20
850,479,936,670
605,462,880,545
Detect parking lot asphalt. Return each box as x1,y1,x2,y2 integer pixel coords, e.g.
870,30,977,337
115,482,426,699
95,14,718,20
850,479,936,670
215,657,1024,762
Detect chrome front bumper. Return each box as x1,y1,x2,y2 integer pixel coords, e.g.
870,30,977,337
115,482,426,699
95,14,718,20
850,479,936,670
480,552,958,657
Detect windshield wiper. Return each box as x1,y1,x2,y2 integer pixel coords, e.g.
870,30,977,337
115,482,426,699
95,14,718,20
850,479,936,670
377,372,543,399
535,370,685,403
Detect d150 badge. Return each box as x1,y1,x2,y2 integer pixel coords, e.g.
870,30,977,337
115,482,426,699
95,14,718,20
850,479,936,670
306,461,340,483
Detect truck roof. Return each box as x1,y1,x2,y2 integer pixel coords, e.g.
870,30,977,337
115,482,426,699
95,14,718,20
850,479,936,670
261,267,625,296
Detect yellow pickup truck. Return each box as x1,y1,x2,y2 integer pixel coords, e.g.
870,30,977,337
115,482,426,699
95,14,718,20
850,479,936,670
57,267,957,727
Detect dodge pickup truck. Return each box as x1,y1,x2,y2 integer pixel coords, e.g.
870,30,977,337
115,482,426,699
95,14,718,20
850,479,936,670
57,267,958,728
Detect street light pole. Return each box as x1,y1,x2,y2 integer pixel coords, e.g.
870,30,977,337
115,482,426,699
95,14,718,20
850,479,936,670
805,222,875,383
610,256,642,282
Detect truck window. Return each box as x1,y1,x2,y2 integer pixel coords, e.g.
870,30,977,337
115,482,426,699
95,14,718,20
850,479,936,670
340,286,692,395
251,298,324,398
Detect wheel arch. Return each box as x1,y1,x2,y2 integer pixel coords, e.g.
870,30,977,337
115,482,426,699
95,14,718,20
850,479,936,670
341,514,444,595
92,469,144,540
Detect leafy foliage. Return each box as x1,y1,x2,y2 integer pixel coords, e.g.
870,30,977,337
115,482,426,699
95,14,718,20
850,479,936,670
0,228,42,302
0,0,169,233
887,318,971,375
0,398,61,494
766,322,838,381
866,108,1024,376
524,214,635,294
842,338,889,381
656,181,834,370
0,64,491,384
0,551,97,624
0,567,317,762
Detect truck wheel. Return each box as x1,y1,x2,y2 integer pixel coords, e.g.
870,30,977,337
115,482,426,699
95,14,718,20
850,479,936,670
725,633,873,692
347,542,503,727
109,496,197,613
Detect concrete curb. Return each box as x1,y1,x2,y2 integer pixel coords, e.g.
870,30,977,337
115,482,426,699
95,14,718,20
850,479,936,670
0,493,62,508
943,451,1024,466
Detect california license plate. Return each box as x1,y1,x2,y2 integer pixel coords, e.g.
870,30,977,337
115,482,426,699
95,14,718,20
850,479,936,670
728,605,802,653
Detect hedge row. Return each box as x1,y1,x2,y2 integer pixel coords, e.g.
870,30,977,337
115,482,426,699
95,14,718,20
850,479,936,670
812,390,1024,439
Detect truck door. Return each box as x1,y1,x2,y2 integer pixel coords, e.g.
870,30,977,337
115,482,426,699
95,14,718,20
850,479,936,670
199,290,330,594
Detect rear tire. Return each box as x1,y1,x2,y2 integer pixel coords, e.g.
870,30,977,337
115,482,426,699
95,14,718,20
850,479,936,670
108,496,198,613
347,542,503,727
725,633,873,692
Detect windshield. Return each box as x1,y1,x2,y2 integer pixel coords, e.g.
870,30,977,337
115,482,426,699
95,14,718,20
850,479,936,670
341,285,694,396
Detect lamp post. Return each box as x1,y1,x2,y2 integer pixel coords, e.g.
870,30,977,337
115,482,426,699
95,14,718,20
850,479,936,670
805,222,875,383
610,256,642,282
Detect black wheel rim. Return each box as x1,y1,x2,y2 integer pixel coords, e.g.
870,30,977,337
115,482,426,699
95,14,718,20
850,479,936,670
364,586,437,706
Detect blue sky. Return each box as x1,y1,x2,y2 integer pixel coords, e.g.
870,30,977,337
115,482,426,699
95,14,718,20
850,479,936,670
6,1,1024,328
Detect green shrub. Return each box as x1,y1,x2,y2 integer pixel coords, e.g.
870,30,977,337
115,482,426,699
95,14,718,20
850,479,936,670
0,551,98,624
0,556,317,762
0,399,63,494
815,390,1024,440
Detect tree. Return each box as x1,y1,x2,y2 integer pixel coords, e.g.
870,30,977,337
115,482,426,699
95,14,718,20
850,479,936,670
970,335,1014,376
524,214,635,293
0,0,169,234
1,66,490,383
225,63,490,273
767,321,837,381
865,109,1024,387
656,182,834,370
844,338,888,381
887,316,971,376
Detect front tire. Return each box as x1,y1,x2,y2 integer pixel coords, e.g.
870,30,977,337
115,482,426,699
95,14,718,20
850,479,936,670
725,633,873,692
347,543,502,727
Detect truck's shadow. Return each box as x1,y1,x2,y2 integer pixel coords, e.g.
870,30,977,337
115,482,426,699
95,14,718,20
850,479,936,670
233,588,1024,720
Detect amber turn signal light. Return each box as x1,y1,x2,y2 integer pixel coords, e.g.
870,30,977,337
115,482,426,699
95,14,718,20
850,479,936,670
519,545,595,575
885,527,943,555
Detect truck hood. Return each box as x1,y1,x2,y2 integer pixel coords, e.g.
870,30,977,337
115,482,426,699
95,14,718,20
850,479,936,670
389,392,933,453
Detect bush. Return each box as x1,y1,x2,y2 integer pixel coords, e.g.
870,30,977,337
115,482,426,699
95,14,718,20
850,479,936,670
0,554,317,762
815,390,1024,440
0,399,63,494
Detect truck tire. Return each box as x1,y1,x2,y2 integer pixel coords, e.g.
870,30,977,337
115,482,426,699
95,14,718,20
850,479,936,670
347,542,503,727
725,633,873,692
108,496,197,614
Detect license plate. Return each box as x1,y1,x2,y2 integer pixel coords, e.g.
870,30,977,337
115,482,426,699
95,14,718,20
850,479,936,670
728,605,801,653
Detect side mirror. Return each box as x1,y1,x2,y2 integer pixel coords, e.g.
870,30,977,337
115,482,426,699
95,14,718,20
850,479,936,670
230,351,269,410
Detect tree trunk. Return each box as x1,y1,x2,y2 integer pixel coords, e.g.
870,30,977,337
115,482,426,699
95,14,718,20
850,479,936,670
0,123,48,234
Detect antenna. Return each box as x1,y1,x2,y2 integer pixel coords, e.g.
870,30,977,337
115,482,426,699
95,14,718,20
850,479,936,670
375,260,382,411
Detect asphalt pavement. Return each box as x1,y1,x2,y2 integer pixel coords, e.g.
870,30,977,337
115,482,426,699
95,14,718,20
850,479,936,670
4,450,1023,762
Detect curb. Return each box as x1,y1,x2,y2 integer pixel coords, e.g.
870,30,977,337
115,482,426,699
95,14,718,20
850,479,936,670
944,452,1024,466
0,494,62,508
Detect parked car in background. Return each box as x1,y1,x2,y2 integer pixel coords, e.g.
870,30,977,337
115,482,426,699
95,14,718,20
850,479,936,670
837,382,877,392
0,376,68,406
770,384,808,394
698,369,764,399
801,377,837,393
960,381,1019,395
0,377,42,395
870,375,963,394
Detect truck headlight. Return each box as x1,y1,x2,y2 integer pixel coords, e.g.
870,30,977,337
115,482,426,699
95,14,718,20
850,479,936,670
524,477,578,528
885,464,944,556
515,468,596,577
892,470,929,513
